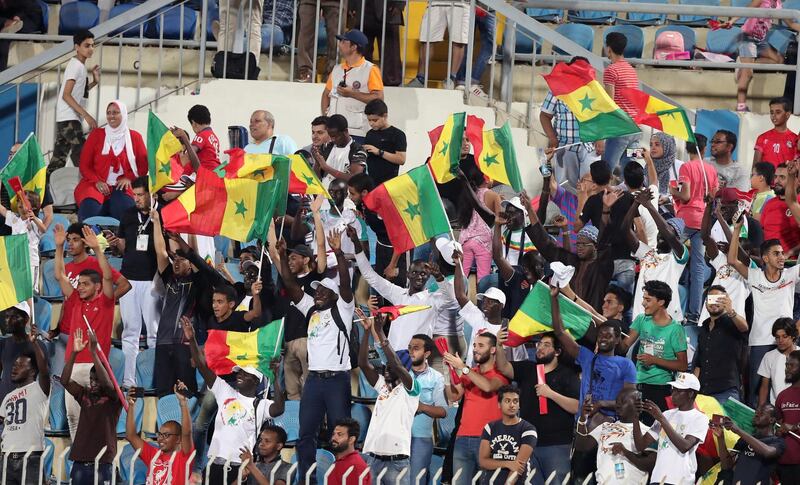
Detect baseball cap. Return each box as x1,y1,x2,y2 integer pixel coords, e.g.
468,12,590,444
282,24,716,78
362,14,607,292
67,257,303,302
477,287,507,306
11,301,30,317
289,244,313,258
232,366,264,382
311,278,340,295
335,29,368,48
667,372,700,391
500,197,528,217
435,237,462,266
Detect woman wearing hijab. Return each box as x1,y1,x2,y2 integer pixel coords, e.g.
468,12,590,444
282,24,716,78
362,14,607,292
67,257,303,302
646,132,682,197
74,100,147,221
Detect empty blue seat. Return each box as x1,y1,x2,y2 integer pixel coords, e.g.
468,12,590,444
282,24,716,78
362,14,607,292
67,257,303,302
109,3,147,38
136,348,156,393
38,0,49,33
45,378,69,436
672,0,719,26
524,8,562,22
117,397,144,437
58,1,99,35
110,347,126,385
603,25,645,58
33,296,52,334
436,407,458,448
621,0,668,26
568,0,615,24
156,394,198,429
43,438,55,479
514,28,543,55
553,23,594,55
654,25,697,56
83,215,120,231
119,443,148,485
350,403,371,444
39,213,70,255
768,27,795,55
315,449,335,483
706,27,742,56
40,259,63,301
273,400,300,443
147,6,198,40
107,256,123,272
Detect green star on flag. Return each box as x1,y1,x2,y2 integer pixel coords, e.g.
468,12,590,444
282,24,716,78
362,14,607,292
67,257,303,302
484,153,499,166
302,174,317,187
438,141,449,156
579,93,595,112
159,162,172,175
404,202,421,220
234,199,248,217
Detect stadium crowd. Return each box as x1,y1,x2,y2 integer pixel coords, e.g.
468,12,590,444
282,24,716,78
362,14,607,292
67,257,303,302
4,21,800,485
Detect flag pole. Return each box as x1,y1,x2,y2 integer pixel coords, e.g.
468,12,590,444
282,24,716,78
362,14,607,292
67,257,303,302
83,316,129,412
426,164,456,242
552,142,583,152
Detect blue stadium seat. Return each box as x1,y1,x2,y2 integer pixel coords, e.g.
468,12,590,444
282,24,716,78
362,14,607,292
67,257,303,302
695,109,740,159
156,394,198,429
117,397,144,437
214,236,231,259
350,403,371,444
39,213,70,255
136,348,156,393
110,347,126,385
83,216,120,232
436,407,458,448
514,28,543,55
604,25,645,58
524,8,562,22
107,256,123,272
45,378,69,436
654,25,697,55
315,449,335,483
33,296,52,334
672,0,719,26
357,366,378,399
620,0,668,26
147,5,198,40
553,24,594,55
43,438,55,479
38,0,49,33
568,0,615,24
273,400,300,443
41,258,63,301
58,1,100,35
119,443,148,485
706,27,742,56
768,27,795,55
109,3,147,38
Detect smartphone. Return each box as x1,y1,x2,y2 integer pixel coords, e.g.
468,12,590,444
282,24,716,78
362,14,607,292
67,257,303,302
707,294,724,305
133,387,145,398
102,229,114,239
711,414,725,426
626,148,643,159
543,224,560,236
176,386,193,399
539,162,552,178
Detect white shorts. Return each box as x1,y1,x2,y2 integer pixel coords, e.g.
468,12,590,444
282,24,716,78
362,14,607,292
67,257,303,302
418,3,470,44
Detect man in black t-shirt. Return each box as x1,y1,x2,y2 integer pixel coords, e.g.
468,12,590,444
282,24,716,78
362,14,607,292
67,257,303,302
479,386,537,485
713,404,785,485
362,99,407,185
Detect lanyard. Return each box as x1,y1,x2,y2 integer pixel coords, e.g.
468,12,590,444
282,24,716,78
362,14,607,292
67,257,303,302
137,211,151,235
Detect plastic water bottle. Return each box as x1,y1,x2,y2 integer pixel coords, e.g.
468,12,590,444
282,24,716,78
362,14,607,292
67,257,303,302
613,455,625,479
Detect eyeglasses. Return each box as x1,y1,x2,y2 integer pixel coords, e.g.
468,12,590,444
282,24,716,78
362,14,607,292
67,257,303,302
535,341,554,348
157,432,179,439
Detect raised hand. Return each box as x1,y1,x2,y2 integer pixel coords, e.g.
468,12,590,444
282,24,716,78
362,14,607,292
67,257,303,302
81,225,100,251
311,195,324,212
602,188,622,209
126,387,138,406
442,352,466,371
181,316,195,342
28,323,39,343
251,280,263,295
73,328,87,353
54,223,66,247
327,228,343,252
275,238,287,254
354,307,374,333
174,380,190,403
345,225,360,245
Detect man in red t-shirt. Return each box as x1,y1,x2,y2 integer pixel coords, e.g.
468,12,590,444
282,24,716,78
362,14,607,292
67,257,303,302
754,97,797,168
775,350,800,482
601,33,641,173
54,224,118,439
443,333,510,485
327,418,371,485
761,163,800,254
126,381,194,485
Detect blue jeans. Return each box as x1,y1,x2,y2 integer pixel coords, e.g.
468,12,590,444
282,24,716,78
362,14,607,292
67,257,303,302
711,387,741,406
749,345,776,407
410,437,434,485
260,23,287,49
455,12,496,84
70,462,112,485
77,190,135,221
553,145,594,192
531,444,571,485
611,259,636,295
192,391,218,473
602,133,640,174
452,436,481,485
297,372,352,484
684,228,708,322
365,455,411,485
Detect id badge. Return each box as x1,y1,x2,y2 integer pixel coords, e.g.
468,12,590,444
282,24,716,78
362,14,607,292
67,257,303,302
642,341,655,355
136,234,149,251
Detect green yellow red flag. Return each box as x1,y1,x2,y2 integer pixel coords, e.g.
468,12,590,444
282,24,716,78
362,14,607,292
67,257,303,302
506,281,592,347
147,112,184,193
478,122,523,192
428,113,466,183
0,234,33,311
618,87,696,143
289,154,330,197
0,134,46,211
204,319,284,381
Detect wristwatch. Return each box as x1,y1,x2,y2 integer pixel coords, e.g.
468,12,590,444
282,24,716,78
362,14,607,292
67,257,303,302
379,149,385,158
461,367,471,376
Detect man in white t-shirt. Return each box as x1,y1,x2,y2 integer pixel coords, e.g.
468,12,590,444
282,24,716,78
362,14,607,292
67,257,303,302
758,318,799,405
728,231,800,406
633,373,709,485
183,320,284,485
0,314,50,485
278,233,355,484
313,114,367,188
49,29,100,176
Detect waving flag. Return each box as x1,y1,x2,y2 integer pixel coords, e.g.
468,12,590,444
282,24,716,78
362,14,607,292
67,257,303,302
542,59,640,141
0,235,33,310
618,87,696,143
477,122,523,191
0,134,46,211
147,112,184,193
204,319,284,380
215,148,276,180
377,305,432,320
289,154,330,197
506,281,592,347
428,113,466,183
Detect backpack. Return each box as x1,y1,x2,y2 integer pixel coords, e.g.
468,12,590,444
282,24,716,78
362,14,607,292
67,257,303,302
211,51,260,80
305,303,359,369
653,31,690,60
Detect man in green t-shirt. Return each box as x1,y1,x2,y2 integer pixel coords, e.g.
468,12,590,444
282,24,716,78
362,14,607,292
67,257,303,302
620,280,688,425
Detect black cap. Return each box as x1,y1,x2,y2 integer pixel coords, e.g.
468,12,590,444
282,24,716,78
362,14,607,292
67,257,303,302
335,29,368,48
289,244,313,258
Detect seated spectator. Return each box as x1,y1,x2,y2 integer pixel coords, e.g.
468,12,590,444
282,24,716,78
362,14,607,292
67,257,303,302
775,350,800,483
713,404,785,485
758,318,799,405
751,161,776,221
238,425,292,485
261,0,294,50
327,418,371,485
0,191,45,289
709,130,750,191
312,114,367,187
754,97,797,167
125,381,194,485
649,132,681,195
74,100,148,221
245,110,298,156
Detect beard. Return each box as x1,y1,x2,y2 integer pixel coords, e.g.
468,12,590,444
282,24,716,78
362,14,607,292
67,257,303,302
775,185,786,197
330,441,349,453
411,356,425,367
536,351,556,365
474,352,490,365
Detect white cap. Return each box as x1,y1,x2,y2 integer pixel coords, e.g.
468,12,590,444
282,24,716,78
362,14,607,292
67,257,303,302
549,262,575,288
232,366,264,382
667,372,701,391
11,301,30,317
476,287,507,307
311,278,340,295
501,197,528,217
435,237,462,266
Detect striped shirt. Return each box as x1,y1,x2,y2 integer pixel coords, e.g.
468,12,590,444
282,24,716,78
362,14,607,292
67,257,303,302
551,186,578,248
603,60,639,117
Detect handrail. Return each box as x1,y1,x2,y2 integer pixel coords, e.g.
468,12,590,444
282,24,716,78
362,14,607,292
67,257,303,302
518,0,800,20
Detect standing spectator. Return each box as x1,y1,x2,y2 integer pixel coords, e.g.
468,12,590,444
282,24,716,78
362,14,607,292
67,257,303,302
0,324,49,485
321,30,384,141
493,330,579,485
327,418,371,485
709,130,750,191
104,176,160,389
186,104,221,170
478,385,537,485
693,286,748,404
750,161,776,221
649,133,681,196
775,350,800,483
442,333,510,485
0,192,44,292
754,97,797,167
632,373,709,485
601,32,640,173
74,100,148,221
184,319,284,484
406,0,468,89
295,0,339,82
758,318,799,405
245,110,298,155
620,281,689,418
362,99,406,185
125,381,194,485
710,188,764,254
0,302,47,403
63,329,123,485
601,286,632,324
457,168,501,282
454,9,497,98
491,217,547,320
314,115,368,187
238,425,292,485
714,404,785,484
497,197,535,267
216,0,263,63
49,30,99,176
359,0,403,86
761,163,800,254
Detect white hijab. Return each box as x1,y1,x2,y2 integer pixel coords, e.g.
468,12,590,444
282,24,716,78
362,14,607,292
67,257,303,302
102,100,137,176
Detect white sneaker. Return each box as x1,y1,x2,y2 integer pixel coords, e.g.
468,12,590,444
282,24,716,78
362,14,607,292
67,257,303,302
444,78,456,90
470,85,488,99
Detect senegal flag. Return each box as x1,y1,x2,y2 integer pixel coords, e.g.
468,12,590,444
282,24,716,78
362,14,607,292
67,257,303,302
618,87,696,143
288,154,330,197
147,111,183,194
428,112,466,183
215,148,276,181
478,122,523,192
0,134,46,211
204,319,284,381
0,235,33,311
506,281,592,347
542,59,640,141
363,165,450,255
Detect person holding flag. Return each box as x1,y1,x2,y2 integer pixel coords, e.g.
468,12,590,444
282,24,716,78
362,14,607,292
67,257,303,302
713,404,785,484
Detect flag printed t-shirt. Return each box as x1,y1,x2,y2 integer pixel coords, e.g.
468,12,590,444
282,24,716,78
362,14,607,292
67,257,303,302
776,385,800,465
647,408,708,485
589,421,651,485
754,128,798,167
480,418,538,485
362,375,420,457
190,127,221,171
632,241,689,322
207,378,274,463
295,293,355,372
139,442,195,485
501,228,536,267
747,265,800,346
630,315,687,385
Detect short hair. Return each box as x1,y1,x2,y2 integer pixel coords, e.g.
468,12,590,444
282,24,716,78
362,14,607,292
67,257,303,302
539,332,562,353
326,114,348,132
605,32,627,56
643,280,672,307
760,239,783,256
364,99,388,117
78,269,101,285
715,129,737,151
334,417,360,440
686,133,707,155
590,160,612,186
567,56,590,65
770,96,792,112
497,384,520,402
213,285,238,303
597,319,622,338
411,334,434,353
187,105,211,125
261,424,288,445
789,349,800,365
623,161,644,189
348,173,375,193
753,161,776,186
707,284,727,294
18,350,38,376
311,116,328,127
772,317,798,338
67,222,87,238
73,29,94,46
606,285,632,312
162,420,182,435
132,176,149,191
477,331,498,347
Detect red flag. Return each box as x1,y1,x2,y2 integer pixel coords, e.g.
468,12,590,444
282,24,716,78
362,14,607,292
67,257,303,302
7,176,31,212
434,337,460,383
537,364,548,414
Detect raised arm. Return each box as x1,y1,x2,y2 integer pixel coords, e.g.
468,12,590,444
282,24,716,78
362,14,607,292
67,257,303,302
87,330,116,398
452,253,469,308
125,388,145,450
373,314,414,390
151,210,171,274
174,381,194,454
727,219,749,278
275,239,305,303
267,359,285,418
700,195,719,260
29,324,49,395
632,412,656,452
549,285,580,359
644,401,700,453
61,329,87,397
442,352,504,393
355,309,380,387
636,190,684,257
785,161,800,226
82,226,114,299
311,196,327,273
243,280,264,322
328,229,353,303
53,224,75,298
493,329,514,381
171,128,201,171
459,174,495,227
492,220,514,283
182,317,216,388
621,196,642,251
348,225,407,303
